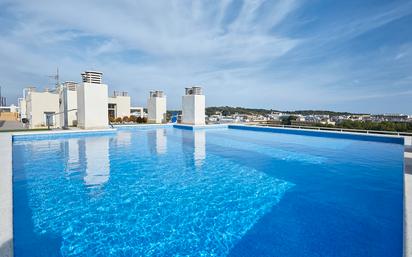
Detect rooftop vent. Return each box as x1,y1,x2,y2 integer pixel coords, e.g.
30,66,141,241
113,91,128,97
149,90,165,98
185,86,203,95
81,71,103,84
63,81,78,91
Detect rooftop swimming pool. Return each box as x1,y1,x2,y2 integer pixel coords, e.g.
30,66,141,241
12,126,404,256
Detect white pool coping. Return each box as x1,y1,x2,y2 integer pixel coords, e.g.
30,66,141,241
0,133,13,257
405,148,412,257
173,124,229,129
0,126,411,257
114,123,173,128
11,128,116,137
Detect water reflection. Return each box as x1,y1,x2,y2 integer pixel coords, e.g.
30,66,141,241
148,129,168,154
115,132,132,147
29,140,61,160
180,129,207,168
194,130,206,167
81,137,111,187
62,138,80,173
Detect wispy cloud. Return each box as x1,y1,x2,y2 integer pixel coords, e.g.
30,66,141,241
0,0,411,113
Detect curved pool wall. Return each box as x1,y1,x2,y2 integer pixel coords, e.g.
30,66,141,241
2,124,410,257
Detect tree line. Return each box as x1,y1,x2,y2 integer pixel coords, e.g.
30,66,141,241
291,120,412,133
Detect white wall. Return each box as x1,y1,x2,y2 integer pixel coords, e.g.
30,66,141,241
6,105,18,113
77,83,109,129
182,95,205,125
18,99,26,120
147,97,166,123
59,89,78,127
26,91,60,128
108,96,131,118
131,107,144,118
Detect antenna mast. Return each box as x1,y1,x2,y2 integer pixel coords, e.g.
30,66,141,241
48,67,60,88
56,67,60,86
0,85,6,107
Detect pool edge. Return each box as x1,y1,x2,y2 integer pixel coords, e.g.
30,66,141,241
0,133,13,257
173,124,229,130
12,128,116,141
3,127,412,257
405,148,412,257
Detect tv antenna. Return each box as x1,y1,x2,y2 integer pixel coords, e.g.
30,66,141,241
48,67,60,87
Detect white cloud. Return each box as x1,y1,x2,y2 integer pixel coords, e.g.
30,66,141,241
0,0,411,114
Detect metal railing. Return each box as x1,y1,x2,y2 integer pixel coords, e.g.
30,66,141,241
255,123,412,137
46,109,77,130
113,91,128,97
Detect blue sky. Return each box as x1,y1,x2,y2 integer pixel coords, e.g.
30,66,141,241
0,0,411,114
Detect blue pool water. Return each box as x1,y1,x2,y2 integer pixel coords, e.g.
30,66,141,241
12,127,404,256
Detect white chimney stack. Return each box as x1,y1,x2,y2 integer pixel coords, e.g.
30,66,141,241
147,90,167,123
182,86,205,125
77,71,109,129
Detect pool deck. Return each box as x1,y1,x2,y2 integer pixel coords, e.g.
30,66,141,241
0,126,411,257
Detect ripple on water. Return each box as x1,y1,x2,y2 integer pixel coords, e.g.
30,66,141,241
19,136,294,256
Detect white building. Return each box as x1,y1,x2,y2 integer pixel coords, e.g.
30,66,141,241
182,86,205,125
24,88,60,128
77,71,109,129
130,107,144,118
0,104,20,121
108,91,131,119
18,98,26,121
18,71,135,129
147,90,166,124
58,81,78,127
0,104,18,113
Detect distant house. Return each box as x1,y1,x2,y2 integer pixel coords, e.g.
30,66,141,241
108,91,131,119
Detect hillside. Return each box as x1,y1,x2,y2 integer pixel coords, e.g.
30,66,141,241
205,106,361,116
